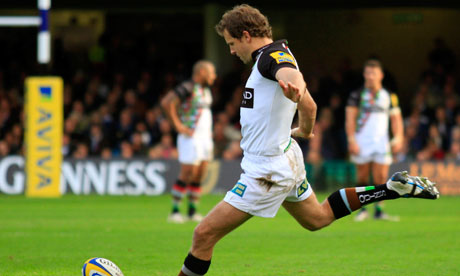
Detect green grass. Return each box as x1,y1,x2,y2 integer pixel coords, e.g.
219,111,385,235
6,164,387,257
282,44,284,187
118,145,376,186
0,194,459,276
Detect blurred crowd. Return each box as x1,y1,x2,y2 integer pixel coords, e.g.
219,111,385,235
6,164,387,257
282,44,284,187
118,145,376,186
0,29,459,163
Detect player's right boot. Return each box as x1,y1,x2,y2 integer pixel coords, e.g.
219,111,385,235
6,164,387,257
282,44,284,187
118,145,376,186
386,171,440,199
168,212,186,224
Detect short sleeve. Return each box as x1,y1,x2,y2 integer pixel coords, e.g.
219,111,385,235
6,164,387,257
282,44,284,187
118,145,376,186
389,92,401,114
173,81,193,102
347,90,361,107
258,50,297,81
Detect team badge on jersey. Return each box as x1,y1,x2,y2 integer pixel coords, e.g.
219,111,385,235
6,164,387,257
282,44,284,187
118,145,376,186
269,51,296,66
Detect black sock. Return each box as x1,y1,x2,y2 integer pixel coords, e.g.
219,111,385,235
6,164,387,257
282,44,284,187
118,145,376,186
181,253,211,276
171,179,187,213
328,184,400,219
188,202,196,217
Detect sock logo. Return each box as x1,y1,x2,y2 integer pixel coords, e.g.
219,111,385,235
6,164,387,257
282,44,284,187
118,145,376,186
359,190,386,203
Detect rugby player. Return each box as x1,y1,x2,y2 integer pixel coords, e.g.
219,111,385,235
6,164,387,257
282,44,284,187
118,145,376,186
346,59,404,221
162,60,216,223
177,5,439,275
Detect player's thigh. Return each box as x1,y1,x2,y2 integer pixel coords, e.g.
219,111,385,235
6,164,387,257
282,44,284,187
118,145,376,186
371,162,390,184
355,163,371,184
282,192,335,231
179,163,198,182
193,160,209,182
194,200,252,242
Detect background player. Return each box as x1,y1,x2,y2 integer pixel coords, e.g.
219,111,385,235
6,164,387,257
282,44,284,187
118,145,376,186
346,59,404,221
161,60,216,223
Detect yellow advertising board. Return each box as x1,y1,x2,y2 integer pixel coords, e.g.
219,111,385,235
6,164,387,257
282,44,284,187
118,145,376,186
25,77,63,197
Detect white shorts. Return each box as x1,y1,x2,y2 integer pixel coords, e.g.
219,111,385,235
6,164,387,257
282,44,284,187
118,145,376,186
351,138,392,165
224,139,313,218
350,151,392,165
177,134,213,165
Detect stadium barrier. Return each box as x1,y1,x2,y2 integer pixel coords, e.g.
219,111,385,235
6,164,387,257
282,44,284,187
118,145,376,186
0,156,459,195
0,156,240,196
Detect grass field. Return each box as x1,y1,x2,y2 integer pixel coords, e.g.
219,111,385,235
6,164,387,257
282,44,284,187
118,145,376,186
0,194,459,276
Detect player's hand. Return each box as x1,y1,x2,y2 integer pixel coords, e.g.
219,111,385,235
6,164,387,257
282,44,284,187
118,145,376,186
279,79,302,103
348,141,360,155
391,137,404,153
177,124,194,137
291,127,314,139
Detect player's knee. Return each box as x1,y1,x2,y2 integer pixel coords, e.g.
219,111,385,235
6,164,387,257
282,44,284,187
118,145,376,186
193,223,216,245
300,218,331,232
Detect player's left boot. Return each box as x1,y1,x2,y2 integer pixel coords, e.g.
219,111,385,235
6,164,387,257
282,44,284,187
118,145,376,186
168,212,186,224
188,213,203,222
386,171,440,199
374,212,400,222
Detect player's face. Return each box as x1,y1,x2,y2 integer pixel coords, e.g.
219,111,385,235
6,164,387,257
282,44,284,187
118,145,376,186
363,66,384,89
205,64,217,86
223,29,252,64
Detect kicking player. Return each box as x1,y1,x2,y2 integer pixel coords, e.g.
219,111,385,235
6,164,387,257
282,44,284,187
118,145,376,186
177,5,439,276
162,60,216,223
346,59,404,221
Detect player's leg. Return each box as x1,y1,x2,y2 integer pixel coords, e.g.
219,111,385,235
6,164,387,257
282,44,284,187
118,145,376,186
284,171,439,229
169,164,195,223
179,201,252,276
354,162,371,221
171,134,199,223
371,162,398,220
188,160,209,221
282,191,335,231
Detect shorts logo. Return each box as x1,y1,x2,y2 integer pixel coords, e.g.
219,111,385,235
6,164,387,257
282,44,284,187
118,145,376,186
231,182,247,197
269,51,296,66
297,179,309,197
241,88,254,108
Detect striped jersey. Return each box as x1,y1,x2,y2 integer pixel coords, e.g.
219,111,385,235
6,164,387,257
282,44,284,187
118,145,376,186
347,87,401,151
173,80,212,138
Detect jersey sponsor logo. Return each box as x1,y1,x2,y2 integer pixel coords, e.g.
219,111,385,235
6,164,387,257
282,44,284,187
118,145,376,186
390,93,399,107
269,51,296,66
297,179,309,197
241,88,254,108
231,182,247,197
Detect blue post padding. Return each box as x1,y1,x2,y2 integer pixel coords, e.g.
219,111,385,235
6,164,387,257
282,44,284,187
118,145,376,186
39,9,48,32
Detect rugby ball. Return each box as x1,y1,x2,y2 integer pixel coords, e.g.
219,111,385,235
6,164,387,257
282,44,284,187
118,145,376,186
82,257,124,276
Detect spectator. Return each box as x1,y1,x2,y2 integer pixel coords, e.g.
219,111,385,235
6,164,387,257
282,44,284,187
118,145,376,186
131,132,149,156
0,140,10,157
89,124,106,155
101,147,112,160
73,143,89,159
417,124,445,161
148,134,178,160
120,141,133,158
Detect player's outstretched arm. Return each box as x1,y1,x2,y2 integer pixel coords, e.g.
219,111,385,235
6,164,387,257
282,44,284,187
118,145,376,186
276,67,316,139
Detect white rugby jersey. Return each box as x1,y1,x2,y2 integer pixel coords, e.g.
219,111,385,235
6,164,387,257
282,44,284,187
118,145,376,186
240,40,298,156
347,87,401,152
174,80,213,138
